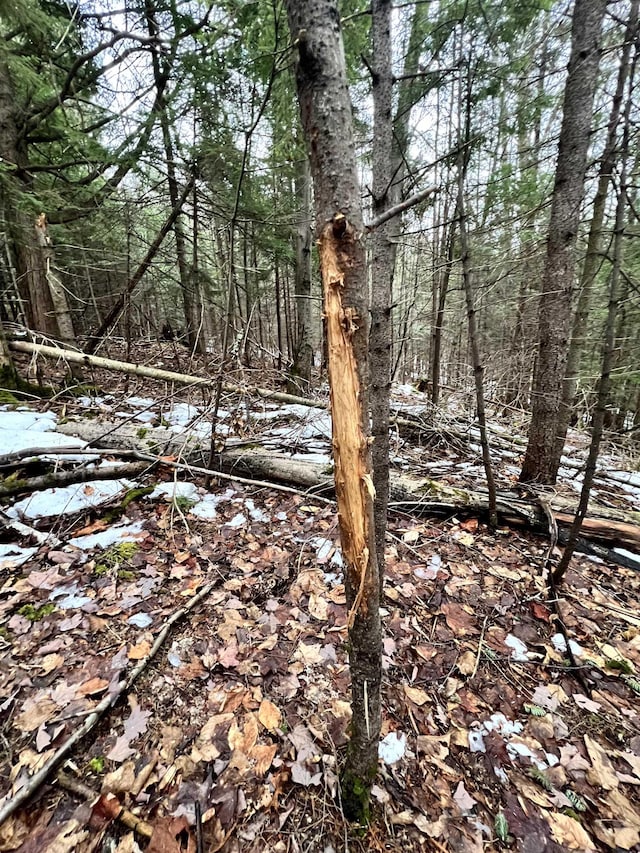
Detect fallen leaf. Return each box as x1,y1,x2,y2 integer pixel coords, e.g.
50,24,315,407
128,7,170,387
457,650,476,675
585,734,619,791
403,684,430,706
147,816,194,853
128,640,151,660
453,780,477,813
251,743,277,775
258,699,282,733
546,812,595,850
76,677,110,697
14,696,56,732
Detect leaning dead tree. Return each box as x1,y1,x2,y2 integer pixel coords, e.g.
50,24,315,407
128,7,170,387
286,0,382,823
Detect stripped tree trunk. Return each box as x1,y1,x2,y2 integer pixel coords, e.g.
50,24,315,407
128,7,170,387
286,0,382,823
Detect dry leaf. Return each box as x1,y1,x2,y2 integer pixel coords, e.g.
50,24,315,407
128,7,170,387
251,743,277,775
453,780,477,813
585,735,619,791
403,684,430,706
258,699,282,733
76,677,109,697
127,640,151,660
457,650,476,675
546,812,595,850
14,696,56,732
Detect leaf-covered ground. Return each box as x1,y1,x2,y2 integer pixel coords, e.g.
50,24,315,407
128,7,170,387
1,347,640,852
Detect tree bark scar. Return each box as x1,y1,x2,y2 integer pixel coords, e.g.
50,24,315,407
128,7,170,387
319,217,372,623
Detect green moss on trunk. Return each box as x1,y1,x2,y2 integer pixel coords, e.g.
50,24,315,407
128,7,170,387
340,765,376,825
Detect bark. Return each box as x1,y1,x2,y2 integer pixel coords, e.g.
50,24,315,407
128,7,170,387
286,0,381,823
0,59,57,337
290,152,313,391
370,0,394,588
0,461,149,500
520,0,607,484
554,56,635,583
557,1,640,448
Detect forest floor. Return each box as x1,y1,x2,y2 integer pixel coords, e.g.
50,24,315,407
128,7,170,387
1,341,640,853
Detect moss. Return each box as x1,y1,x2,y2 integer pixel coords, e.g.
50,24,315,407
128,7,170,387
88,756,105,774
0,364,52,399
93,542,139,578
0,389,19,405
121,486,154,509
173,496,197,512
0,626,10,640
136,427,149,439
18,602,56,621
340,767,373,826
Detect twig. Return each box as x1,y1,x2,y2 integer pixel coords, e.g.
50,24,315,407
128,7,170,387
365,185,439,231
0,574,223,824
470,614,489,680
56,771,153,839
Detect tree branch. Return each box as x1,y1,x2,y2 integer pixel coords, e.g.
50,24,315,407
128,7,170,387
365,185,439,231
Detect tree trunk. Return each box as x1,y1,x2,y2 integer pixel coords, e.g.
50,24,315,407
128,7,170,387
0,59,58,338
286,0,382,823
557,0,639,447
520,0,607,484
370,0,394,588
290,151,313,391
554,66,634,582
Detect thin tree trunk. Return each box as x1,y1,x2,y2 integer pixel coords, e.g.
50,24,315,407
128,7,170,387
290,152,313,391
557,0,639,449
286,0,381,823
554,68,633,582
370,0,394,589
520,0,607,484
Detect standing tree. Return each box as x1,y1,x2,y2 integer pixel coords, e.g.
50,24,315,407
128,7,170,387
285,0,382,824
520,0,607,484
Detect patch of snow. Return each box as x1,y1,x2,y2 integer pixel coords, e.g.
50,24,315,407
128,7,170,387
607,470,640,488
504,634,530,662
468,729,486,753
551,632,584,657
0,409,87,456
378,731,406,764
245,498,270,523
124,396,157,410
69,520,145,550
0,543,38,569
149,482,200,502
613,547,640,569
7,479,136,521
128,612,153,628
226,513,247,528
483,713,523,737
165,402,201,426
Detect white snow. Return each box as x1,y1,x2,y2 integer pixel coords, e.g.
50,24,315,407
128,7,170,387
0,409,87,456
0,543,38,569
7,478,135,521
69,520,146,550
378,731,407,764
149,482,200,502
504,634,530,662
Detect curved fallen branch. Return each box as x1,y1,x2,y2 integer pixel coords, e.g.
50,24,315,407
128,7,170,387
0,571,224,825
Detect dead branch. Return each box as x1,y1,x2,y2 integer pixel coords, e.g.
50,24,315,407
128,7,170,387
0,461,151,499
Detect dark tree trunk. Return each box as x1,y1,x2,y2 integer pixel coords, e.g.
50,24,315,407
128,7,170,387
370,0,394,590
520,0,607,484
286,0,382,824
557,0,639,448
290,152,313,391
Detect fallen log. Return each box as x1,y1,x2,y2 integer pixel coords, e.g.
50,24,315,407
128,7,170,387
55,419,640,557
0,461,151,499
